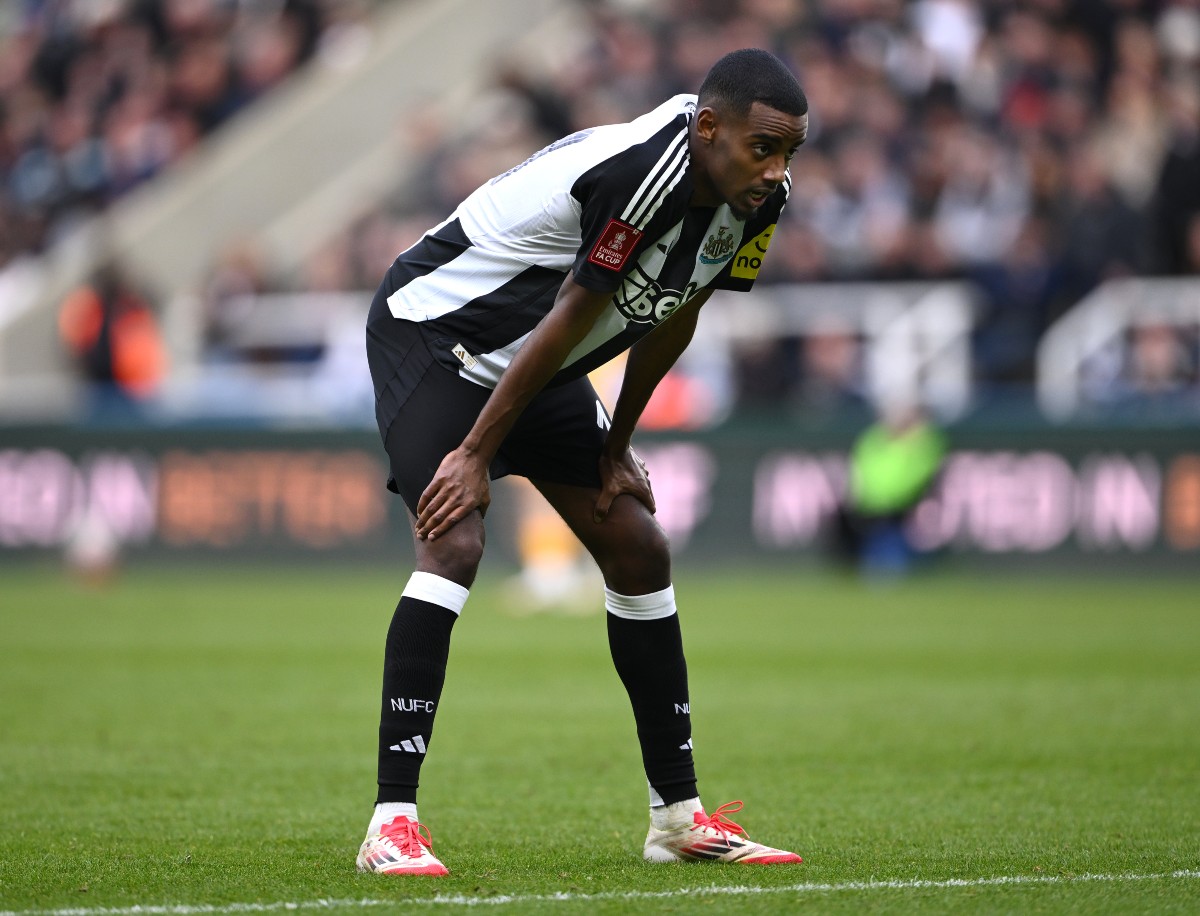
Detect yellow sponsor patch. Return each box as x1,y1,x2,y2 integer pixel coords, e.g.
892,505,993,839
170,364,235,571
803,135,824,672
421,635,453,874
730,224,776,280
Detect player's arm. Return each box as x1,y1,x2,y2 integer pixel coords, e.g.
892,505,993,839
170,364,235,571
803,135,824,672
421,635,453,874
594,287,714,522
415,273,614,541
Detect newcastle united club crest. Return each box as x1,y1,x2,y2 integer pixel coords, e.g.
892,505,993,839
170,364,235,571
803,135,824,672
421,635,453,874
699,226,737,265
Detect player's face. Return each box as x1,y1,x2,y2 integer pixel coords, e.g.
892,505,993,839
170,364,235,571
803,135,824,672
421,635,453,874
693,102,808,220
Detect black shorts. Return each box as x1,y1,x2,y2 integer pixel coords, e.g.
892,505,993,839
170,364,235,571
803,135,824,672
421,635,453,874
366,316,610,515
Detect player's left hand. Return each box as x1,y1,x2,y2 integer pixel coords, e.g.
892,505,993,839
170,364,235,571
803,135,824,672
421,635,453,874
594,447,655,523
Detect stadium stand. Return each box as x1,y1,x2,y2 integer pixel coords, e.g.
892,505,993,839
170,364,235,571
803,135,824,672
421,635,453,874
0,0,380,405
0,0,575,413
245,0,1200,414
2,0,1198,420
0,0,345,263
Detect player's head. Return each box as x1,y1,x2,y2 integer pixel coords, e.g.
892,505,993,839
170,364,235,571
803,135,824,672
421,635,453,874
692,49,809,221
698,48,808,122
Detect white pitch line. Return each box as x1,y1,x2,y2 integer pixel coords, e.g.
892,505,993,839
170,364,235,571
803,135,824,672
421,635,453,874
4,870,1199,915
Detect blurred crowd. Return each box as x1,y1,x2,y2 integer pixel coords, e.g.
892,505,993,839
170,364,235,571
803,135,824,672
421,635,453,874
0,0,373,266
14,0,1200,413
278,0,1200,405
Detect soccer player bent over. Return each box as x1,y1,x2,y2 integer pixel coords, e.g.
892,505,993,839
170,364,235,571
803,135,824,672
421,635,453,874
358,48,809,875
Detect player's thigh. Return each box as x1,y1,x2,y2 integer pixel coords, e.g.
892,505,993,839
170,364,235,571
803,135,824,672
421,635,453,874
381,363,492,517
532,479,671,594
495,375,608,489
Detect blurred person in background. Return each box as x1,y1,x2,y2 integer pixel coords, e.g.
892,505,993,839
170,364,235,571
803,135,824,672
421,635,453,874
201,238,273,359
500,475,602,615
798,314,867,412
57,261,165,413
1055,142,1145,316
970,216,1062,384
1186,210,1200,274
499,356,624,617
1078,316,1198,416
358,49,808,876
1122,320,1198,413
833,400,946,576
1152,75,1200,274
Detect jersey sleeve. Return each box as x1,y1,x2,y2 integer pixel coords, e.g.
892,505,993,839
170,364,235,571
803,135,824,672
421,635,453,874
708,178,791,292
569,121,689,293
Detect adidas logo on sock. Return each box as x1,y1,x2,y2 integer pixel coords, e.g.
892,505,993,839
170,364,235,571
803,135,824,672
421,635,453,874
389,735,427,754
679,738,694,750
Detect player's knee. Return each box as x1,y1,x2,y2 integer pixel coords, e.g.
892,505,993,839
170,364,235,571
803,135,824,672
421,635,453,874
598,516,671,591
415,516,485,587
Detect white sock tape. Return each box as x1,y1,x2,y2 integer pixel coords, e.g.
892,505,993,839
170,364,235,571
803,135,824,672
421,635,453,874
369,801,418,835
403,571,470,615
604,584,676,620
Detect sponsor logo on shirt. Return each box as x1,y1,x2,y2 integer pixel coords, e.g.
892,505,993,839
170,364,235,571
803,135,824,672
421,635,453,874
588,219,643,271
730,224,775,280
699,226,736,265
614,266,700,324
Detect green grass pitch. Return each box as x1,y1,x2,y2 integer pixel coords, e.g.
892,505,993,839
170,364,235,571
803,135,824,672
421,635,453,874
1,564,1198,914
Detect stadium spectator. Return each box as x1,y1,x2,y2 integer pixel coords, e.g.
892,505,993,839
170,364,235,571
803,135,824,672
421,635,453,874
1126,321,1197,398
250,0,1195,407
1056,142,1146,314
58,261,166,408
1186,211,1200,273
1081,315,1200,416
805,130,910,276
970,216,1062,383
0,0,341,259
1152,74,1200,274
17,0,1185,409
833,401,946,575
797,314,866,412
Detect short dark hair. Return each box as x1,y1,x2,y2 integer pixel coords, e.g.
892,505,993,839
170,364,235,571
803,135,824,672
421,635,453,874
698,48,808,118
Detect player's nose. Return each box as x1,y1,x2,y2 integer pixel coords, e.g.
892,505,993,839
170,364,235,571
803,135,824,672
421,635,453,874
762,155,787,185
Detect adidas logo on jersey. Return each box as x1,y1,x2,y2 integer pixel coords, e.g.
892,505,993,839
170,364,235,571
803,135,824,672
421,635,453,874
451,343,478,370
389,735,427,754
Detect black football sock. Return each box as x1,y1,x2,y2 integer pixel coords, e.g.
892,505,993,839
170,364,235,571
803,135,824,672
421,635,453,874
605,585,698,806
376,572,468,804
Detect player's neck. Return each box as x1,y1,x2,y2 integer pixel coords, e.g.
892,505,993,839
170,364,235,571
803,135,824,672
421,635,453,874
687,174,721,210
686,130,721,209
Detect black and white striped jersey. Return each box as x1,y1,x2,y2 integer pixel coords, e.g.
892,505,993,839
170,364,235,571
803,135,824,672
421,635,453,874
370,94,790,389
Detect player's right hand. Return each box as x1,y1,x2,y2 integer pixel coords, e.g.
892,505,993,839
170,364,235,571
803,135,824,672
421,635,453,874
416,447,490,540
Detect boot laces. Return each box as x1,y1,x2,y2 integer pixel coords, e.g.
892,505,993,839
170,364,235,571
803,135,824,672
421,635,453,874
691,800,746,840
380,816,435,859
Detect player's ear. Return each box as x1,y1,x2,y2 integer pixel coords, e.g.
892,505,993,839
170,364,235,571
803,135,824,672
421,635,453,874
695,106,718,145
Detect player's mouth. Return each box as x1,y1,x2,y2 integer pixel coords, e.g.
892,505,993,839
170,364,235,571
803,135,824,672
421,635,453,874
746,188,772,208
